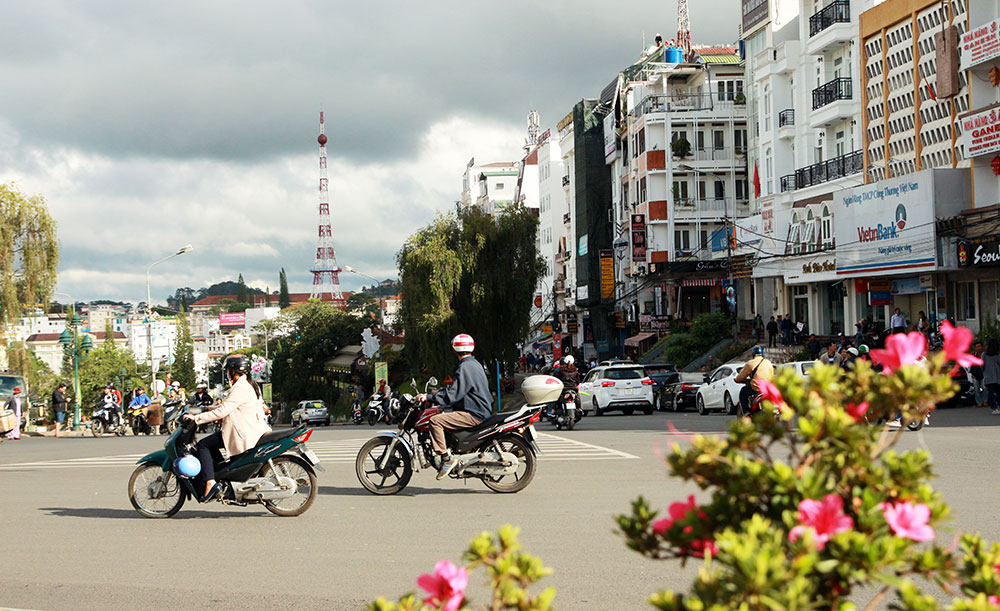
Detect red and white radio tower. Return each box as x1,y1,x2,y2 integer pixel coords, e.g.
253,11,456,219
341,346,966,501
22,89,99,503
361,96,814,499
310,111,344,303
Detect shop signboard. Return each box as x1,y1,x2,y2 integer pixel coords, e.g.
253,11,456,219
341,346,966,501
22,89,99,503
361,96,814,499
960,18,1000,71
960,106,1000,158
735,214,763,245
890,277,922,295
219,312,246,327
654,286,663,316
578,234,589,257
631,214,647,261
958,236,1000,268
603,112,617,158
834,170,969,278
760,196,775,235
600,249,615,300
552,334,562,361
742,0,768,34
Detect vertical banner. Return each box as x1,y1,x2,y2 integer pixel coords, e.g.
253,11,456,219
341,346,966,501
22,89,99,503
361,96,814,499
552,333,562,361
631,214,647,261
373,362,388,387
600,249,615,300
654,286,663,316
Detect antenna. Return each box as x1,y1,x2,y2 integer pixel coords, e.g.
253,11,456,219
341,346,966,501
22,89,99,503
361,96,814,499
309,111,345,304
526,110,540,150
677,0,692,61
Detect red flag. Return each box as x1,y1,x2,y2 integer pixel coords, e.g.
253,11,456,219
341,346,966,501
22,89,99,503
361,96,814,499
924,78,936,101
752,162,761,199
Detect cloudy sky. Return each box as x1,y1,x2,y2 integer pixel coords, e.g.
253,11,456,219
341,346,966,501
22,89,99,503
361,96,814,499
0,1,737,305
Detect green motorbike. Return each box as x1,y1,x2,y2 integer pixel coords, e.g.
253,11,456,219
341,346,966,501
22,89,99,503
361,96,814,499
127,418,323,518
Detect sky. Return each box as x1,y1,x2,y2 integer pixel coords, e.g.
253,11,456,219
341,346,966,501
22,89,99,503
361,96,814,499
0,0,737,305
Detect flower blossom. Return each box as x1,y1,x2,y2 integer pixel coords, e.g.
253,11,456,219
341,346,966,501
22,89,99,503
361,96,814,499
417,560,468,611
845,402,869,423
990,594,1000,608
940,320,983,369
689,538,718,558
756,379,785,408
881,501,934,542
788,494,854,549
870,332,927,375
652,494,704,534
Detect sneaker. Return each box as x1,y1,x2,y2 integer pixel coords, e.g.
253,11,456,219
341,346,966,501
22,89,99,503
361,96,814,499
887,420,902,428
992,410,1000,415
436,454,457,480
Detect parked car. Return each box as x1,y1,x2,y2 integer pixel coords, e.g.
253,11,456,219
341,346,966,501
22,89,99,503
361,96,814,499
695,364,746,416
578,365,655,416
644,363,678,404
778,361,815,377
0,373,29,425
658,372,705,412
291,399,330,426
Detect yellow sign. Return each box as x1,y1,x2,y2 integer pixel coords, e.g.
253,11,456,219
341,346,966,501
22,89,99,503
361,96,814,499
374,362,388,387
600,250,614,300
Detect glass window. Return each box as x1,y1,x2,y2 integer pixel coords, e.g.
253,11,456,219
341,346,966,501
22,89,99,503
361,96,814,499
956,282,976,321
674,230,691,251
604,367,644,380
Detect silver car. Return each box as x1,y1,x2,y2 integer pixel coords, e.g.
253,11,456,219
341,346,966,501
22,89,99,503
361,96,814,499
291,400,330,426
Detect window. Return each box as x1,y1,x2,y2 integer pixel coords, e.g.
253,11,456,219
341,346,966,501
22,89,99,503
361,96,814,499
639,177,647,203
638,128,646,154
821,205,833,247
696,131,706,151
675,230,691,251
727,81,735,101
713,130,725,150
699,230,708,250
673,180,689,202
735,129,747,153
671,130,687,143
714,180,725,200
495,182,504,190
955,282,976,321
717,81,726,102
736,179,748,201
698,181,707,200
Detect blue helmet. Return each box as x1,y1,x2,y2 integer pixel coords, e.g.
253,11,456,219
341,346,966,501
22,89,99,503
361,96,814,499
752,346,764,356
174,455,201,478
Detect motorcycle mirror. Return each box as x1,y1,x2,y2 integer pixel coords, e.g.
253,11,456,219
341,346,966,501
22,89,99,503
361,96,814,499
426,377,438,391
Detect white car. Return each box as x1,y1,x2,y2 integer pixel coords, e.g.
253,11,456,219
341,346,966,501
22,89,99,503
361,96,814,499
578,365,656,416
695,363,747,416
778,361,815,377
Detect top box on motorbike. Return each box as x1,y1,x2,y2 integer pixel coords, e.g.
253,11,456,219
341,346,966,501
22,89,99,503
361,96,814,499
521,375,563,405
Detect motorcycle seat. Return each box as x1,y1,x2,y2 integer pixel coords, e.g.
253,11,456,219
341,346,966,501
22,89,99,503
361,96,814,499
254,427,303,447
454,408,526,437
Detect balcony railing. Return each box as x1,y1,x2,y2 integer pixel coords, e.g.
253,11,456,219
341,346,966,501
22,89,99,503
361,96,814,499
809,0,851,37
632,93,720,117
778,109,794,127
694,147,731,161
811,77,852,110
793,150,863,189
780,174,796,192
562,212,571,225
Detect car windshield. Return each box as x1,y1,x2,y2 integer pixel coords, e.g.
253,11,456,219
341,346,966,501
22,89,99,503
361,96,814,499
678,373,704,383
0,375,25,395
644,365,674,375
801,362,814,373
604,368,644,380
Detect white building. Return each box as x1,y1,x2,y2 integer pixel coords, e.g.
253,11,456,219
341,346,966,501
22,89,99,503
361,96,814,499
206,330,252,356
26,331,128,374
461,159,520,215
127,317,179,372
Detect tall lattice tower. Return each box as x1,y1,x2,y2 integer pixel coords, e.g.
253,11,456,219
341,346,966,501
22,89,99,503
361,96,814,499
310,111,344,302
677,0,692,62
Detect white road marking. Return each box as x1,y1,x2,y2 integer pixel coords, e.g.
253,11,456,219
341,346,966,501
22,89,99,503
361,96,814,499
0,433,638,470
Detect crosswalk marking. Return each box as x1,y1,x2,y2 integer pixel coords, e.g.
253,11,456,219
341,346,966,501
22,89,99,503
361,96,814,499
0,432,637,471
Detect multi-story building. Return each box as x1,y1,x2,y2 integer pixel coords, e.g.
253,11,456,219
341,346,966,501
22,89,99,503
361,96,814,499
127,316,179,371
604,44,750,351
26,331,127,374
85,304,128,335
460,159,520,215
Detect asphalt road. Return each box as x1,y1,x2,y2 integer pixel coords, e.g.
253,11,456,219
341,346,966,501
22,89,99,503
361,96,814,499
1,407,999,610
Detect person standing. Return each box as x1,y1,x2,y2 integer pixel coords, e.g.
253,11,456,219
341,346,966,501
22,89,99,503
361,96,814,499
970,341,987,407
983,340,1000,415
890,308,907,334
806,334,822,360
916,311,930,338
752,313,764,343
51,382,68,437
4,386,24,440
766,316,778,348
781,314,794,346
817,342,842,367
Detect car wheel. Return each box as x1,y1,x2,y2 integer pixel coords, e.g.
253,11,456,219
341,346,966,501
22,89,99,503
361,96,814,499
643,405,654,416
724,393,736,416
622,408,634,416
697,395,708,416
593,397,603,416
674,392,685,412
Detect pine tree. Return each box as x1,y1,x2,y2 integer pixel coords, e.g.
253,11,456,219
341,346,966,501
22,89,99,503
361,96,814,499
279,268,291,309
104,319,116,346
171,307,196,391
265,286,272,307
236,274,248,305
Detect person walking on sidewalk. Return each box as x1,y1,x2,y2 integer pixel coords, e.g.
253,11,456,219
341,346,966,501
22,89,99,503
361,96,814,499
781,314,794,346
766,316,778,348
415,333,493,480
51,383,68,437
970,340,987,407
5,386,24,440
983,339,1000,415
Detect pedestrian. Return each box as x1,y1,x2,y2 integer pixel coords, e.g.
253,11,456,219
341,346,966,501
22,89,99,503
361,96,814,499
854,320,865,346
970,341,987,407
840,346,858,370
806,334,821,360
916,311,930,338
51,382,68,437
817,342,842,367
4,386,24,440
752,313,764,342
983,339,1000,415
766,316,778,348
781,314,794,346
520,354,527,373
890,307,907,334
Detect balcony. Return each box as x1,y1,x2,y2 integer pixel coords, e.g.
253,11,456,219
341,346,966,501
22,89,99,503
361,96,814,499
693,147,732,162
809,78,856,127
806,0,853,55
780,174,796,192
632,93,731,118
673,198,750,221
793,150,863,189
809,0,850,37
562,212,571,225
812,78,852,110
778,109,794,127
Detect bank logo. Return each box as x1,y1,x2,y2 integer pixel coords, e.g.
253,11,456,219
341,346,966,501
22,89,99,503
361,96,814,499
857,203,908,244
895,204,907,229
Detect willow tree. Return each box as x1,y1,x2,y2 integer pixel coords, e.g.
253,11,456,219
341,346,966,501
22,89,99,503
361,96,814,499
0,183,59,334
398,205,544,378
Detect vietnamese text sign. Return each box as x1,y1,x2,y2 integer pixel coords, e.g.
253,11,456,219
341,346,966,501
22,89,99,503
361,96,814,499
600,249,615,300
959,237,1000,268
961,18,1000,71
735,214,763,245
631,214,647,261
219,312,246,327
961,106,1000,158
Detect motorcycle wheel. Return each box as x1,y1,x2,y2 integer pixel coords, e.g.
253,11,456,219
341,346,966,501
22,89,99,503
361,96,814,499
91,420,104,438
131,417,142,435
566,409,576,431
167,420,179,434
481,436,536,494
260,456,317,517
907,417,925,431
356,437,412,495
367,411,377,426
128,464,185,518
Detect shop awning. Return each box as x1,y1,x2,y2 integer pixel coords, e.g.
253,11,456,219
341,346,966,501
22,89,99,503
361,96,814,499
324,345,363,371
681,278,719,287
528,333,553,345
625,332,657,347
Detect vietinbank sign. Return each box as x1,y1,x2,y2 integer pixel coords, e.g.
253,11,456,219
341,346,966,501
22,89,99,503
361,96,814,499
833,170,969,278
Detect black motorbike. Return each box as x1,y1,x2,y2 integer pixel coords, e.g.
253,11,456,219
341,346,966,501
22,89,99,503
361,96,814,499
351,396,364,425
160,398,184,434
129,403,154,436
547,388,582,430
91,401,126,437
367,394,387,426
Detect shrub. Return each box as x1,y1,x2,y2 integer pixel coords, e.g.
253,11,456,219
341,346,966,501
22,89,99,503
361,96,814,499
617,326,1000,608
671,137,692,159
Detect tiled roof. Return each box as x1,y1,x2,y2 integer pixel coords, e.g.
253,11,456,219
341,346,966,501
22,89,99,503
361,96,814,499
700,54,741,64
27,331,126,342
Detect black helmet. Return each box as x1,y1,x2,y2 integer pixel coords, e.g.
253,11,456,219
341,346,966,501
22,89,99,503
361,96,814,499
224,354,252,377
105,382,115,389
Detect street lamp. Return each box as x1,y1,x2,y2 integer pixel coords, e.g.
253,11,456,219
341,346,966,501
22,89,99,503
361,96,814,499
678,164,738,341
344,265,385,362
59,309,93,429
146,245,193,398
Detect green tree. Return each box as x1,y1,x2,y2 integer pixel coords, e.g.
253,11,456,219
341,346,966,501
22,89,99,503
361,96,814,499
346,291,379,320
0,183,59,336
78,343,147,408
397,205,544,378
236,273,248,305
5,341,60,414
103,319,116,346
171,308,196,391
279,268,291,309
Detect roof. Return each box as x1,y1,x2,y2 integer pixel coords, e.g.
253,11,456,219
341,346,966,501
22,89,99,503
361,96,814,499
700,54,741,64
696,47,738,55
478,162,518,168
27,331,126,342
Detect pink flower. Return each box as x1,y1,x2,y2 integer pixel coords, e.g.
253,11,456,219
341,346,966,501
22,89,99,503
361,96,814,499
845,402,869,423
881,501,934,542
940,320,983,369
788,494,854,549
756,378,785,407
417,560,468,611
652,494,701,535
990,595,1000,608
689,538,718,558
870,332,927,375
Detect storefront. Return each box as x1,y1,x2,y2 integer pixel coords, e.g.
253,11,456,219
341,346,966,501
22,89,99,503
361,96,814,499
954,235,1000,332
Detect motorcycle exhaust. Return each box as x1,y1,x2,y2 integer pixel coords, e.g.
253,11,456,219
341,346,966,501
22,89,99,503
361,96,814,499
232,475,297,501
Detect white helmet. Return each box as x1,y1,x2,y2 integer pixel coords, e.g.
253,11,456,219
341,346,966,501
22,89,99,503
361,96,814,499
562,355,575,365
451,333,475,353
171,381,180,388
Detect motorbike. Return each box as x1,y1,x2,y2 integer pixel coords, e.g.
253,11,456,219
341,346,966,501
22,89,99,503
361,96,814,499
548,388,581,430
127,416,323,518
367,394,387,426
186,402,221,434
160,399,184,434
351,396,364,425
355,376,543,495
91,401,127,437
129,403,154,435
